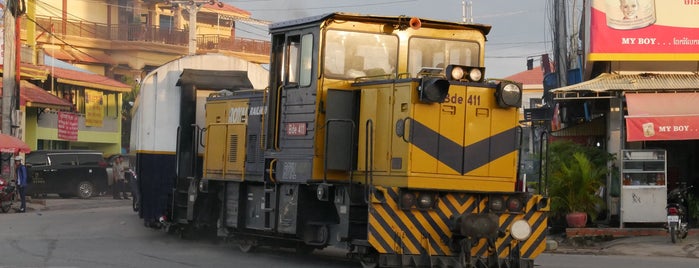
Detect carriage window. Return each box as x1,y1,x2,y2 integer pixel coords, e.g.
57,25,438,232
285,34,313,87
285,36,300,85
408,38,480,77
323,30,398,79
300,34,313,86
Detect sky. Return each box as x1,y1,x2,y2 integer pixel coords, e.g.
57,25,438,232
225,0,573,78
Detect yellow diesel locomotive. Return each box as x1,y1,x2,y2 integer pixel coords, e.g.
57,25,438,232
135,13,548,268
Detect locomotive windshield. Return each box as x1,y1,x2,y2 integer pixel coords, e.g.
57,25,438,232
323,30,398,79
408,38,480,77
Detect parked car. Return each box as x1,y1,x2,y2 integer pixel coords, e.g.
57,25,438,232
25,150,109,199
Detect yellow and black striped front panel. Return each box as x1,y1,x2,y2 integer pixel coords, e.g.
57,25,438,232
368,186,548,259
409,84,519,190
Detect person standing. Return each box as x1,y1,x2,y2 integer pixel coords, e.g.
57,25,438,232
15,156,27,213
112,156,126,199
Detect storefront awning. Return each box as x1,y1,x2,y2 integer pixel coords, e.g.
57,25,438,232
552,73,699,100
43,46,76,62
2,62,129,92
0,80,73,110
51,67,131,93
625,93,699,141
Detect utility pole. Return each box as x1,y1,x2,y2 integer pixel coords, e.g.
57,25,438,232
166,0,223,55
554,0,568,87
2,1,21,135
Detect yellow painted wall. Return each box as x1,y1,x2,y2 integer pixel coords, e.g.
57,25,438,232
37,0,110,23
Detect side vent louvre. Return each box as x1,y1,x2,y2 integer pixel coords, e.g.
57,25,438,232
247,135,257,163
229,134,238,163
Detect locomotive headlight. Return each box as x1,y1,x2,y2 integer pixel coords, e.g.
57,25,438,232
417,193,435,209
418,77,450,103
468,68,483,82
510,219,532,241
495,81,522,108
449,66,465,80
489,196,505,213
507,197,524,213
400,192,417,209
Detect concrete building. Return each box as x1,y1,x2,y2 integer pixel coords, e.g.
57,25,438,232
1,0,270,156
551,0,699,227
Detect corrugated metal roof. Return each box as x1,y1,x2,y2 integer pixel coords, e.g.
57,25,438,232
1,62,129,92
52,67,131,92
504,65,548,86
269,13,492,35
0,80,72,110
552,73,699,93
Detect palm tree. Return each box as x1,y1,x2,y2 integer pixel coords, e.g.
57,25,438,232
550,152,606,218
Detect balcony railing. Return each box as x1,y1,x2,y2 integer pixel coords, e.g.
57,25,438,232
28,15,271,56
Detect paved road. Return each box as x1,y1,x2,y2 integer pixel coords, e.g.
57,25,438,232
1,197,357,268
22,196,699,260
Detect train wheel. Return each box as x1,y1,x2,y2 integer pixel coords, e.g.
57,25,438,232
360,258,378,268
359,252,378,268
295,244,316,255
239,239,256,253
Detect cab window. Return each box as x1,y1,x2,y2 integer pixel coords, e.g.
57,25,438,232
408,38,480,77
323,30,398,79
284,33,313,87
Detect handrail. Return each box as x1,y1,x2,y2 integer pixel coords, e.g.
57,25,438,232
175,126,182,179
191,124,201,180
515,125,524,192
353,73,395,83
268,159,278,184
260,87,268,149
364,119,374,203
273,84,283,151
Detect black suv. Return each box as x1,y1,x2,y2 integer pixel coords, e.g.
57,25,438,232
25,150,109,199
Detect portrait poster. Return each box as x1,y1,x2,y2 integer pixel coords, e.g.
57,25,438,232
590,0,699,60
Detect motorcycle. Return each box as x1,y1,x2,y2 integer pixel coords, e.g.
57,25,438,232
667,184,692,243
0,177,16,213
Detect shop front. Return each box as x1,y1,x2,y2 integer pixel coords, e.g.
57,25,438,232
552,73,699,227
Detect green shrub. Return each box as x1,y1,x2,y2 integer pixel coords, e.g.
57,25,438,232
547,140,611,218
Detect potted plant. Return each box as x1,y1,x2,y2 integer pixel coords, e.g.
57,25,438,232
548,142,607,228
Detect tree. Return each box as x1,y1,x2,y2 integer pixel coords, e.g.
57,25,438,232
120,77,140,152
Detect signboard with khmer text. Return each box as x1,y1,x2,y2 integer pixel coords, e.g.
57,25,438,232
85,89,104,127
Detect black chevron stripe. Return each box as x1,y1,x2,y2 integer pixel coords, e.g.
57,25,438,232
412,120,517,174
